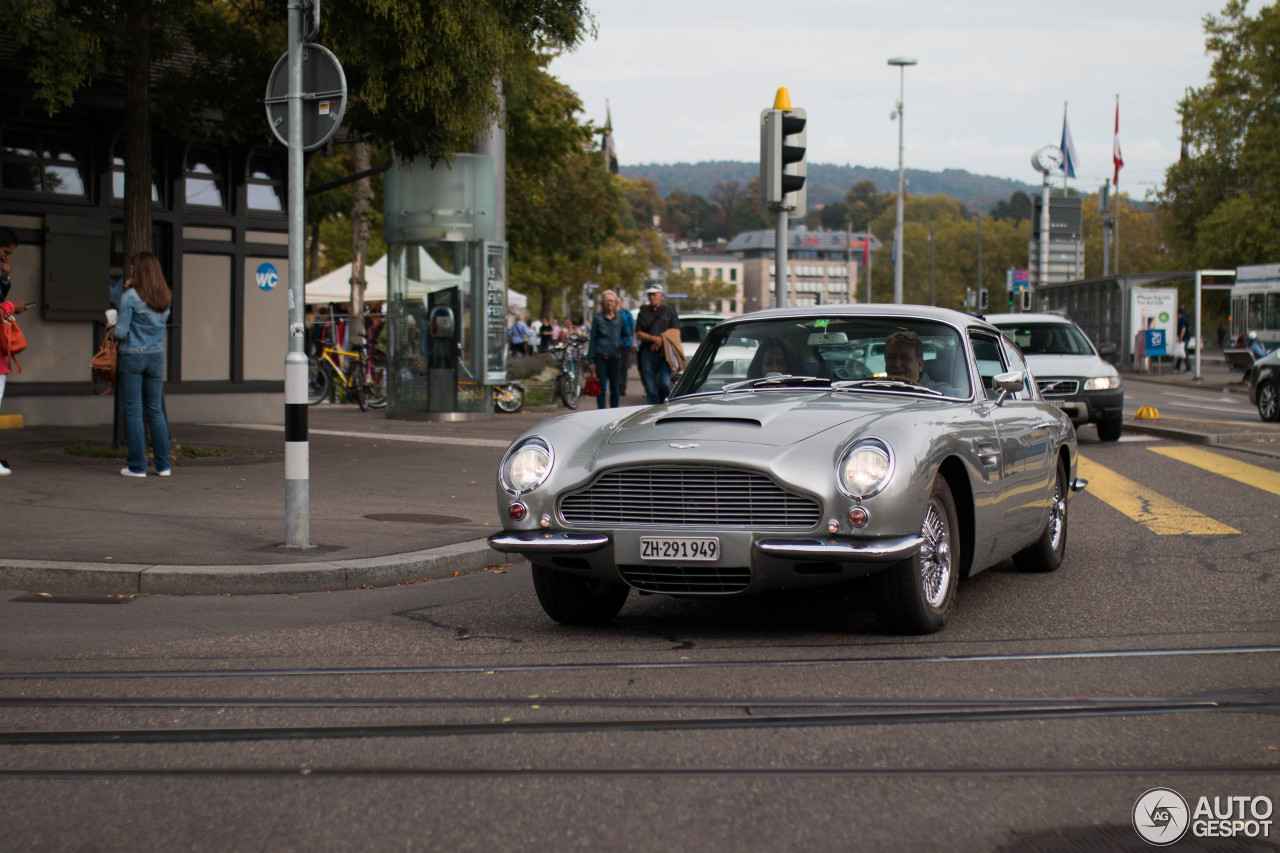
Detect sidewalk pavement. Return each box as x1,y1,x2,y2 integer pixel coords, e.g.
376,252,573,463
1,353,1274,597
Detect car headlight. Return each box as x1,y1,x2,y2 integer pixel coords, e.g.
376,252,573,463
502,439,552,494
1084,375,1121,390
839,441,893,498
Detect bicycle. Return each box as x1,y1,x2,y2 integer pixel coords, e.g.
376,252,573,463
456,344,525,413
307,340,387,411
551,334,588,409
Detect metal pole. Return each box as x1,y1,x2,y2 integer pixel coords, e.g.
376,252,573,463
775,208,788,308
975,215,982,306
866,234,873,304
1039,175,1051,300
1193,270,1202,381
283,0,310,547
893,65,906,305
929,224,935,306
1102,178,1111,277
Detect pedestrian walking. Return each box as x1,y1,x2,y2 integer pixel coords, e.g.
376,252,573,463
113,252,172,478
0,226,30,476
587,290,624,408
538,316,554,352
1173,306,1190,373
508,315,532,356
635,284,679,404
617,301,635,396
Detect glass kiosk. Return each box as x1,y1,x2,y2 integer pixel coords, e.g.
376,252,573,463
383,154,509,420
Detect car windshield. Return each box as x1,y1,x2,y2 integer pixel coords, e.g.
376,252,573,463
680,317,723,346
674,316,972,399
995,322,1095,356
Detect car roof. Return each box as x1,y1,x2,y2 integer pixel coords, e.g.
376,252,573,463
722,303,999,335
984,312,1075,325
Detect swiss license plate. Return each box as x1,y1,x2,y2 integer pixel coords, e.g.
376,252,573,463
640,536,720,562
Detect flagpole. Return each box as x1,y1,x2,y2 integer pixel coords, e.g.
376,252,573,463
1062,101,1068,192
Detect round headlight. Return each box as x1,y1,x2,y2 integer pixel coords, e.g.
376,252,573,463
840,442,892,498
504,440,552,494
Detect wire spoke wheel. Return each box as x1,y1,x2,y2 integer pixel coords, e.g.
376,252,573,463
307,359,329,405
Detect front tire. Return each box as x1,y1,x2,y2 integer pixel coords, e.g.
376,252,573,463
1013,457,1068,573
307,360,330,405
1258,379,1279,422
493,383,525,413
532,564,629,626
1096,412,1122,442
871,477,960,635
559,365,582,409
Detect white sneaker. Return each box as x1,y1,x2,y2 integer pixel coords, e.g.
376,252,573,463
0,460,10,476
158,468,171,477
120,467,146,478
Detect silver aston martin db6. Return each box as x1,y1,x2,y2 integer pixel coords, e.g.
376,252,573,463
489,305,1085,634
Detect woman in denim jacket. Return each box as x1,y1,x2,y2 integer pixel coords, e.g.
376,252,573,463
112,252,172,477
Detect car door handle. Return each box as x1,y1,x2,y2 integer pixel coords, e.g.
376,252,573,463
977,441,1000,469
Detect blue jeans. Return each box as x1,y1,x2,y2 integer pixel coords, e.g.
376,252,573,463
119,351,171,474
593,355,621,408
639,347,672,404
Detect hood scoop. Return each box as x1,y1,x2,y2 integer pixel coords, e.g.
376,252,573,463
654,416,762,429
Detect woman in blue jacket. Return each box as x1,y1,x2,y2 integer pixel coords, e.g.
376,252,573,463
113,252,172,477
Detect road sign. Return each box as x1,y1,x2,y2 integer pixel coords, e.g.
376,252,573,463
264,44,347,151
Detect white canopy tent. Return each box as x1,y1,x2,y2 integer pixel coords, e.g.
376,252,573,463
304,252,464,305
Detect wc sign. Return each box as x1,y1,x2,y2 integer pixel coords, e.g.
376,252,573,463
256,262,279,291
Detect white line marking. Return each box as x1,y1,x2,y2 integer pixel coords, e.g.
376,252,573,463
211,423,512,448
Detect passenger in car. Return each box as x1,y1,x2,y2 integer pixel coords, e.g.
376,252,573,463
747,338,803,378
884,330,961,396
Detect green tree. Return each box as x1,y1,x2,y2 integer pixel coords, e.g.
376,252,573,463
3,0,592,265
1160,0,1280,267
665,189,714,241
665,268,736,311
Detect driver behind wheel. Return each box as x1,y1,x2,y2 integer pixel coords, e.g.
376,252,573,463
747,337,802,378
884,330,961,396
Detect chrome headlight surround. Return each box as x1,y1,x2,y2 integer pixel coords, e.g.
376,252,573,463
837,439,894,499
500,438,554,496
1084,375,1121,391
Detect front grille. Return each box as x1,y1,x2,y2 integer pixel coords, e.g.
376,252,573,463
560,467,821,529
1037,378,1080,396
619,564,751,594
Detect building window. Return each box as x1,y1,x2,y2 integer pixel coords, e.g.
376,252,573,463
184,145,226,209
246,150,285,213
1,127,89,197
730,269,737,282
111,138,164,205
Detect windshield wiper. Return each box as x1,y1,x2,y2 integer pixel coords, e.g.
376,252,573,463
830,378,944,396
721,375,832,392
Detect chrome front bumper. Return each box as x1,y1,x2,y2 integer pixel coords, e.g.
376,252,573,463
489,530,922,563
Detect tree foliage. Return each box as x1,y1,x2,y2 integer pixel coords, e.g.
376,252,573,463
1160,0,1280,267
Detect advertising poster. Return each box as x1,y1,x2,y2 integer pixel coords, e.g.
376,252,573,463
1131,288,1177,356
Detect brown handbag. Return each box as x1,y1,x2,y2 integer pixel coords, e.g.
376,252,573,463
91,328,118,396
0,307,26,374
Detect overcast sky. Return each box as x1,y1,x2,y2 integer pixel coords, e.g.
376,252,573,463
548,0,1227,198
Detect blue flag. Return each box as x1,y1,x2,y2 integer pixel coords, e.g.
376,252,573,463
1060,107,1078,179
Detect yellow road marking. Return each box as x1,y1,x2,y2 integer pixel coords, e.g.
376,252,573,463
1147,446,1280,497
1076,456,1239,535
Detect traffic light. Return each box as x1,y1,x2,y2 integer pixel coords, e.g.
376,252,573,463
1021,291,1033,311
1008,290,1015,309
759,88,807,216
978,288,989,311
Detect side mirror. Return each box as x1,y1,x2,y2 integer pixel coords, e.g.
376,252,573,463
1098,341,1117,358
993,370,1024,405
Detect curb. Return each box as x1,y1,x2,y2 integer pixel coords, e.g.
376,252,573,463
0,539,508,597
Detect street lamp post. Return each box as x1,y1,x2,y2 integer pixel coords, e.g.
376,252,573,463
888,57,916,305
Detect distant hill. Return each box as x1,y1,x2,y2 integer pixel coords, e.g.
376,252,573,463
619,161,1039,212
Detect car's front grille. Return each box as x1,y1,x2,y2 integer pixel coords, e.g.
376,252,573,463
1037,378,1080,396
618,563,751,594
560,467,821,529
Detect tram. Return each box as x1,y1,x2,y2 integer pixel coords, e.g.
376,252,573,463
1230,263,1280,347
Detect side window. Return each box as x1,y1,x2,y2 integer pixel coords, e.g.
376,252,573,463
970,334,1005,399
999,337,1037,401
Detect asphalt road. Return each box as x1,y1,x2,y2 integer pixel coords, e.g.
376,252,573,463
2,435,1277,851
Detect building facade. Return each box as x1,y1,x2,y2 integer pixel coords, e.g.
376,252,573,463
726,228,879,313
1,73,289,426
674,252,745,315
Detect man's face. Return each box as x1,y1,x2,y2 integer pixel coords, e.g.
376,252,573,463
647,291,663,307
884,340,922,382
